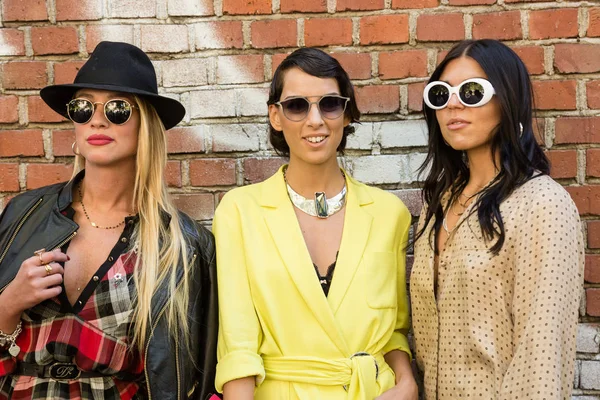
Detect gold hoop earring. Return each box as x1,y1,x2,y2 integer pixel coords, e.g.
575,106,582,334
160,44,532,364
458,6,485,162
71,141,81,156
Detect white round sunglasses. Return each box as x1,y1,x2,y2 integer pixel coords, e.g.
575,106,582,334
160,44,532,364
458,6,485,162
423,78,496,110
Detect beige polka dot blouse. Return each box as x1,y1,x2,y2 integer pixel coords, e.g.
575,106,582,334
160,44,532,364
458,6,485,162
410,174,584,399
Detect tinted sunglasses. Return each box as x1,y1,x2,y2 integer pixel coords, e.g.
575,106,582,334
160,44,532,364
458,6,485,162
276,95,350,122
66,98,137,125
423,78,496,110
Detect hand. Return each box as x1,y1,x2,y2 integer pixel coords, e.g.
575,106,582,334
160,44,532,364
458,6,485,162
0,249,67,317
375,375,418,400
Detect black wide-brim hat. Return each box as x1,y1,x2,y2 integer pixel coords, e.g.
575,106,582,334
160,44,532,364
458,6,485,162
40,41,185,130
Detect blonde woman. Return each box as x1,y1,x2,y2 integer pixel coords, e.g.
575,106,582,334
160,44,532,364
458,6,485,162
0,42,218,400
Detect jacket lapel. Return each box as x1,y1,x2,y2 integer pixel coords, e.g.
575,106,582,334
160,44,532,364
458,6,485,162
327,175,373,315
261,168,350,355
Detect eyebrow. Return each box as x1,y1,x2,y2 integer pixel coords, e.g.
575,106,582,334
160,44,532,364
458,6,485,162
282,92,341,100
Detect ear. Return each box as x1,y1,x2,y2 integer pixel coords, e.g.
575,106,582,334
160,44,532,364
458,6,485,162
343,114,351,128
269,104,283,132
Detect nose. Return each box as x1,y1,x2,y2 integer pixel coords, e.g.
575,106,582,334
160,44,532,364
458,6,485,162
306,102,324,127
446,93,464,109
89,103,109,128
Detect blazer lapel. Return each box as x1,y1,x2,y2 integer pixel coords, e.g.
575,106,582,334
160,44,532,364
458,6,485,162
261,168,350,355
327,175,373,315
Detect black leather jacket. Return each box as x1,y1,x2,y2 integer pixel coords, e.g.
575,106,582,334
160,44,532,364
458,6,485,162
0,173,218,400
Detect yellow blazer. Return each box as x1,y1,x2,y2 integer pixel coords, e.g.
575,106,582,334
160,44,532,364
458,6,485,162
213,167,411,399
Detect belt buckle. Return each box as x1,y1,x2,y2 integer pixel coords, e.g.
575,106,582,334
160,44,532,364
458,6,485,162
343,352,379,391
48,362,81,381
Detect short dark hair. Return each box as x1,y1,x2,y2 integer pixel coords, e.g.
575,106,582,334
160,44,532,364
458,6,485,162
267,47,361,156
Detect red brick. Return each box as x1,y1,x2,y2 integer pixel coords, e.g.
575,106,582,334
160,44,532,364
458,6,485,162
217,55,264,84
52,130,75,157
28,96,67,123
31,27,79,55
473,11,521,40
195,21,243,50
167,127,205,154
305,18,353,47
172,193,215,220
360,15,409,45
86,25,135,53
243,158,285,184
529,9,578,40
417,13,465,42
586,288,600,316
0,164,20,192
0,96,19,123
589,221,600,248
54,61,85,85
554,44,600,74
223,0,271,15
251,20,296,49
332,53,371,80
56,0,102,20
585,255,600,283
356,85,400,114
379,50,428,80
505,0,545,2
588,80,600,109
271,53,290,75
533,118,545,145
512,46,544,75
566,185,600,216
26,164,74,189
589,8,600,37
2,0,47,21
281,0,326,12
337,0,384,11
532,80,576,111
165,161,181,188
189,159,236,186
545,150,577,179
0,29,25,56
2,62,47,89
392,0,437,7
555,117,600,144
408,82,426,113
448,0,493,4
587,149,600,178
0,130,44,157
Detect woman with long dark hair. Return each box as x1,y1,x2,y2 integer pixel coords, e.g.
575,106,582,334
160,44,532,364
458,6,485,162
213,47,417,399
410,39,584,399
0,41,217,400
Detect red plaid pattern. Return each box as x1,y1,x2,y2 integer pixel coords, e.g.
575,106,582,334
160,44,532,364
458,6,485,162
0,250,145,400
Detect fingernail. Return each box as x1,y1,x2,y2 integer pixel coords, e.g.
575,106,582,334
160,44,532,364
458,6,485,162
67,255,71,261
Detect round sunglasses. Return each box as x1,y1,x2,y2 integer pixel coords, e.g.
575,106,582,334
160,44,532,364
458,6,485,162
275,95,350,122
66,98,137,125
423,78,496,110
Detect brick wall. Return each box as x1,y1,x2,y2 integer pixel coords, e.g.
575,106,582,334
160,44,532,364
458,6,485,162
0,0,599,395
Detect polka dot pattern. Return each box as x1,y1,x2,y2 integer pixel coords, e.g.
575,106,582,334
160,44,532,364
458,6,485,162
410,175,584,399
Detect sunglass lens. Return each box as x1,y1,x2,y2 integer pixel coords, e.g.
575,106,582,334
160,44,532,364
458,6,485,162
67,99,94,124
459,81,486,106
319,96,346,118
281,98,309,121
105,100,132,125
427,84,450,108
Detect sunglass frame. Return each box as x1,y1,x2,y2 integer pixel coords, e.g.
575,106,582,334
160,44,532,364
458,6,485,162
66,98,138,125
275,95,350,122
423,78,496,110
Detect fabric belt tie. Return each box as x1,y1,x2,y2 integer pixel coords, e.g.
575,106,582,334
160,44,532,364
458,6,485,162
263,352,383,400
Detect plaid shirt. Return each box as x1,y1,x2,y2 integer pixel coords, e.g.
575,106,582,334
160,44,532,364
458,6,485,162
0,211,145,400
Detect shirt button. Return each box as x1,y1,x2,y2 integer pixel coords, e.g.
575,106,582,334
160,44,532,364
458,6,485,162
93,276,99,282
108,256,114,262
121,237,127,243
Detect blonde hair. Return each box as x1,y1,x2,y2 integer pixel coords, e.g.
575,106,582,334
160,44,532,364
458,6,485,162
72,96,191,351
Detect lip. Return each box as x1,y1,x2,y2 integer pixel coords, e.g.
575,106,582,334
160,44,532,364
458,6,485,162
87,134,114,146
446,118,470,131
302,134,329,147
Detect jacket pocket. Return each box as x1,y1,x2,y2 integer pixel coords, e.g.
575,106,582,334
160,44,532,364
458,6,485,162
364,251,397,309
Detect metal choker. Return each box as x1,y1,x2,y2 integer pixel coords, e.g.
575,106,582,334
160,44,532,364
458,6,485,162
284,169,347,218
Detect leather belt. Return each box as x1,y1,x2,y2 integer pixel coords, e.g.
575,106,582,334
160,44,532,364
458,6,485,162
15,362,107,381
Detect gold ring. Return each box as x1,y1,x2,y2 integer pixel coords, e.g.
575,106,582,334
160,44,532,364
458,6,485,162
34,248,46,265
44,264,52,276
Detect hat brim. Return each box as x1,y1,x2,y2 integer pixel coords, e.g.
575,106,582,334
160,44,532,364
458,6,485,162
40,83,185,130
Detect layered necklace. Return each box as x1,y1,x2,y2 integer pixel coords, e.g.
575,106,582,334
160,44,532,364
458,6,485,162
78,182,130,230
442,176,497,235
284,167,347,219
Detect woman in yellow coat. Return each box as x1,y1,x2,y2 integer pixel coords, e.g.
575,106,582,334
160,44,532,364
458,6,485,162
213,48,418,400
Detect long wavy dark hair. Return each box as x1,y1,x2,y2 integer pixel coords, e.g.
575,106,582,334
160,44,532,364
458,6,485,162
415,39,549,255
